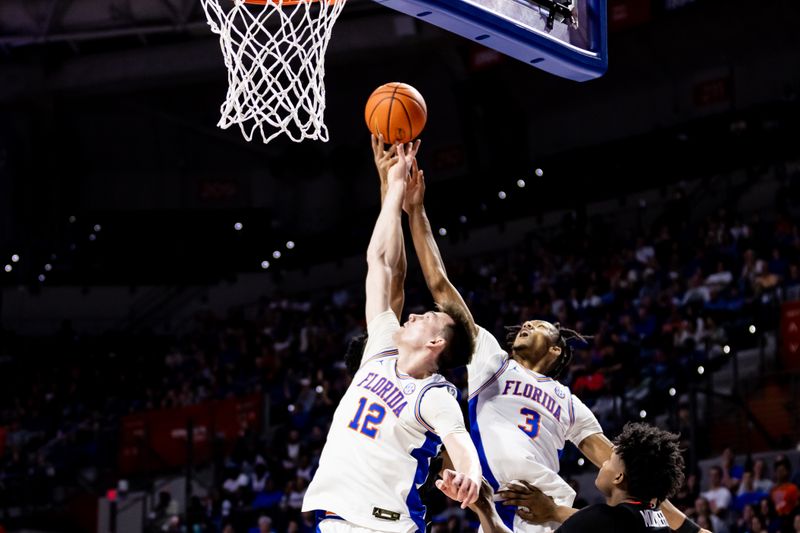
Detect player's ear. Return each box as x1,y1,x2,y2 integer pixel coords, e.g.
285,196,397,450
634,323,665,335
613,471,625,488
549,344,562,357
426,337,446,350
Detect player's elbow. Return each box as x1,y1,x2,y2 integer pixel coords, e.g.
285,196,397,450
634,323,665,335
366,245,387,268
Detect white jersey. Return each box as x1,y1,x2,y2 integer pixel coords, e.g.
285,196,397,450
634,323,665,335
304,311,467,533
468,327,603,532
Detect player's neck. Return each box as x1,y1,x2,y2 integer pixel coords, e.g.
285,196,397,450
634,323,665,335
511,351,550,375
397,349,436,379
607,488,631,507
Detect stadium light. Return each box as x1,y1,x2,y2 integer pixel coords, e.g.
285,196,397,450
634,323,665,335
94,224,102,232
697,366,705,375
723,345,731,354
748,325,757,334
517,179,526,188
535,168,543,177
234,222,243,231
260,261,270,270
577,458,585,466
459,215,468,224
668,388,676,397
438,228,448,236
11,254,19,263
286,241,295,249
639,410,647,419
272,251,281,259
498,191,507,200
4,264,11,273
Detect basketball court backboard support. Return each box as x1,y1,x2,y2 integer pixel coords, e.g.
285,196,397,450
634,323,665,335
372,0,608,81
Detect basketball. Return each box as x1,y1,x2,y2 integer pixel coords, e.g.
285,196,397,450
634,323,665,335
364,82,427,144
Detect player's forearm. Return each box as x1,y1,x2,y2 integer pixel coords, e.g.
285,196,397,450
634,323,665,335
551,504,578,524
389,231,407,319
470,499,513,533
660,499,693,531
367,181,405,271
407,205,452,299
444,432,481,480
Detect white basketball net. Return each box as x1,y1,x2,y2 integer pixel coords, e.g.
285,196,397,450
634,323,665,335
200,0,346,143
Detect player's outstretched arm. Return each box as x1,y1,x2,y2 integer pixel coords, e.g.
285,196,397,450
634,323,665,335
371,134,413,319
365,142,417,323
498,480,578,525
404,160,478,337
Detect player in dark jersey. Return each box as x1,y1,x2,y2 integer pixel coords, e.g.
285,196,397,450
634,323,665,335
437,423,706,533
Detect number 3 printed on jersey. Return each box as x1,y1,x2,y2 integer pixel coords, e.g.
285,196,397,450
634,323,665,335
349,397,386,439
518,407,541,439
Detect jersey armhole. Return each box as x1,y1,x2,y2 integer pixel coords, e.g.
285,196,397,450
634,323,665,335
468,358,509,401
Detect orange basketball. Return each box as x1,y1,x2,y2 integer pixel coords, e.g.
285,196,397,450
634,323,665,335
364,82,427,144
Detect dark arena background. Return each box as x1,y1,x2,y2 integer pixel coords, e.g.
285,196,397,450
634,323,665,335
2,0,800,531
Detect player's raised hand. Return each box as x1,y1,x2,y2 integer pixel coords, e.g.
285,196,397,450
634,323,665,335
386,140,420,186
403,157,426,214
497,480,556,524
371,134,397,202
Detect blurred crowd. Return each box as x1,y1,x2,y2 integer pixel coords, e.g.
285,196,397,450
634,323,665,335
673,451,800,533
1,176,800,531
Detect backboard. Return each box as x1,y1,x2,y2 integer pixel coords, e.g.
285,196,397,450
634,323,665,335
374,0,607,81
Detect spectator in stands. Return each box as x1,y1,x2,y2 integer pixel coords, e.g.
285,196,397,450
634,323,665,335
722,448,744,493
753,459,775,494
758,497,782,533
703,466,734,515
248,515,275,533
735,503,757,532
736,472,769,512
770,457,799,518
693,496,729,533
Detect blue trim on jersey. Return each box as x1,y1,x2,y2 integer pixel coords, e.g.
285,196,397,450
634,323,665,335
406,431,441,533
315,511,344,532
414,382,457,433
468,397,515,531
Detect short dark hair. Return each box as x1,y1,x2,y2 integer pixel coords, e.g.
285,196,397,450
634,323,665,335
614,423,685,505
344,332,368,375
436,302,475,371
504,322,590,379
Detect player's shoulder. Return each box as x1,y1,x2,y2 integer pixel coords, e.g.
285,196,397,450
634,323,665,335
417,376,459,400
559,504,630,532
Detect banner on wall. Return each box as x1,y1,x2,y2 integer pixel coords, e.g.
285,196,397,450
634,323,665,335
781,301,800,370
119,395,261,475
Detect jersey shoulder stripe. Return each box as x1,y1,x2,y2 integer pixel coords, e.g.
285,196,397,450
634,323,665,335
363,348,399,364
468,358,510,401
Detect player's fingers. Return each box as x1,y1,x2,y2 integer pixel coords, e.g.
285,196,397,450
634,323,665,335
455,475,470,502
497,497,528,507
411,139,421,157
411,158,419,175
441,469,456,484
519,480,539,492
465,480,479,506
516,509,536,523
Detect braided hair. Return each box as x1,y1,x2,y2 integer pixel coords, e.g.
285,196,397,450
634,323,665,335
504,322,591,379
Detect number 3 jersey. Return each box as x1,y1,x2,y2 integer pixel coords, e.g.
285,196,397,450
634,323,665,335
468,327,603,531
303,311,468,533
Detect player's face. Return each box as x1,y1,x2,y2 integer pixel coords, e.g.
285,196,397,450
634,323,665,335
595,450,624,497
512,320,559,360
396,311,453,351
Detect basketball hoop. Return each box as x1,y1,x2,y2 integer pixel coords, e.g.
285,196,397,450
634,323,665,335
200,0,346,143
